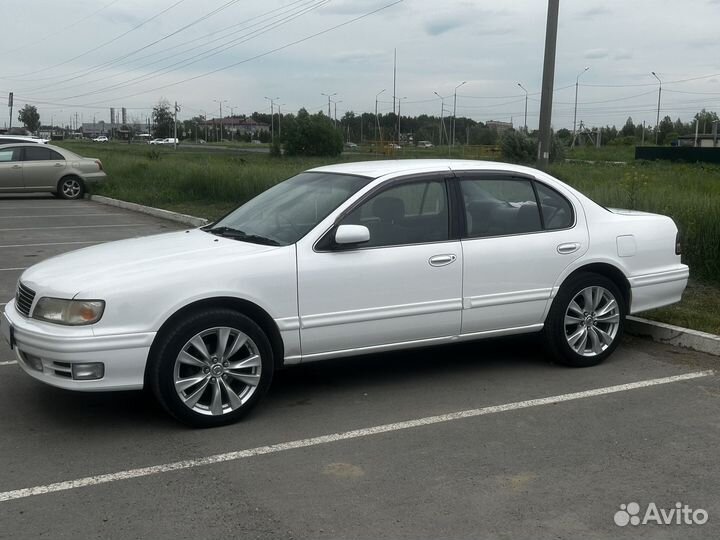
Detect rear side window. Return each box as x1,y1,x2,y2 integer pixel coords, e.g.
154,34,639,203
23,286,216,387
460,178,542,237
535,182,573,230
23,146,52,161
0,148,20,162
48,149,64,161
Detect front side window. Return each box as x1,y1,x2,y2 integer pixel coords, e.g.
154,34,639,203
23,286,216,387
340,179,449,248
461,178,542,237
207,172,371,246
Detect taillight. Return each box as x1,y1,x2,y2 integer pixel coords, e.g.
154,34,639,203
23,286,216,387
95,159,103,171
675,232,682,255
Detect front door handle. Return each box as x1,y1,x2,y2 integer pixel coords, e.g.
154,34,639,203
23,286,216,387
429,254,457,267
557,242,580,254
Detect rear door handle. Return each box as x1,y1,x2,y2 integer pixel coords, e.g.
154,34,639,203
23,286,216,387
429,254,457,267
557,242,580,254
53,163,64,167
11,165,21,169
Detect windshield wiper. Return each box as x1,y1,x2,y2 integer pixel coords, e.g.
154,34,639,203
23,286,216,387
206,226,280,246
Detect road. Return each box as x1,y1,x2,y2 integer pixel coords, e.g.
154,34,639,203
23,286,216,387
0,195,718,539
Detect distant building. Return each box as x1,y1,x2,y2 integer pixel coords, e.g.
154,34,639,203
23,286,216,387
199,117,270,137
677,123,719,148
81,121,146,139
485,120,513,133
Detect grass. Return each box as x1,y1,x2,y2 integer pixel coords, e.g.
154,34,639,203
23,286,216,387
53,140,720,334
566,145,635,162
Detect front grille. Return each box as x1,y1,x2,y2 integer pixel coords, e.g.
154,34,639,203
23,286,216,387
15,282,36,317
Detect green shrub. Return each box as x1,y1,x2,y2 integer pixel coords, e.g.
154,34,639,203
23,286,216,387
283,109,343,157
499,130,535,163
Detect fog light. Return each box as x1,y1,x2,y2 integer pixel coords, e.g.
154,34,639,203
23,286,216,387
23,353,43,372
71,363,104,380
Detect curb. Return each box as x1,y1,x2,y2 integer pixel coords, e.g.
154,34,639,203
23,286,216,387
626,316,720,357
88,195,209,227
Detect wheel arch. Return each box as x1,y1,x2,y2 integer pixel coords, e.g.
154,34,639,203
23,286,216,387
145,296,286,384
557,262,631,310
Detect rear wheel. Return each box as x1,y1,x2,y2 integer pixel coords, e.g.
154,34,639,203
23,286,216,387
544,272,625,367
58,176,85,200
149,309,274,427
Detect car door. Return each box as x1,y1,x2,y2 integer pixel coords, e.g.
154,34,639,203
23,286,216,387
22,146,66,189
457,172,589,334
0,147,24,190
296,174,463,358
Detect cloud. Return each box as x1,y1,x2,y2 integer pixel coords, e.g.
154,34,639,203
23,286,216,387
613,49,633,60
577,6,611,18
320,0,399,15
424,15,467,35
583,48,610,59
332,50,386,64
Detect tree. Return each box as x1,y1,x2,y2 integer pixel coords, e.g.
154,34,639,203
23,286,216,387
283,108,343,157
657,115,674,145
152,99,174,138
18,104,40,133
620,117,635,137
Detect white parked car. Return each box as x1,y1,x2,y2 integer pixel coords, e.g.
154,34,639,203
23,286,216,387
92,136,109,143
1,160,688,427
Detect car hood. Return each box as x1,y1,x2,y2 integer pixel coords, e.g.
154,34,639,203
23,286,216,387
20,229,278,298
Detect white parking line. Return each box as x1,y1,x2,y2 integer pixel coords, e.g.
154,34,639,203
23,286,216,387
0,361,17,366
0,370,712,503
0,241,101,249
0,224,147,231
0,268,26,272
0,214,122,219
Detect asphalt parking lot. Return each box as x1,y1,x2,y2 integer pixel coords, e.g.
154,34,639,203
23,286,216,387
1,195,719,539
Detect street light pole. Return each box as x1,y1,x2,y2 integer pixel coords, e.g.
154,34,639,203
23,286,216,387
434,91,445,146
213,99,227,142
572,66,590,148
321,92,337,118
517,83,528,133
264,96,279,142
333,100,342,127
452,81,466,147
652,71,662,144
375,89,385,143
397,96,407,145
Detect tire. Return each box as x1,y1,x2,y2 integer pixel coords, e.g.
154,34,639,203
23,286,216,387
148,309,274,427
58,176,85,200
544,272,626,367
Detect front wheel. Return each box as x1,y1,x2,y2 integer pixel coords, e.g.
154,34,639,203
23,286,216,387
544,273,626,367
148,309,274,427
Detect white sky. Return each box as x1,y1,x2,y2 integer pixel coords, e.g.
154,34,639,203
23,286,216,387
1,0,719,130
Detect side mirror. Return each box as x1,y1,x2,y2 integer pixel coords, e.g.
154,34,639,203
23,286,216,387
334,224,370,245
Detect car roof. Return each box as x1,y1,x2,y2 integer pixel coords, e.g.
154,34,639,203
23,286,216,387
307,159,544,179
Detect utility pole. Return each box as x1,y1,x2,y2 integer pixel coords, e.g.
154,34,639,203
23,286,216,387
452,81,466,146
392,48,397,115
264,96,279,142
375,89,385,143
536,0,560,169
434,91,445,146
278,104,284,138
397,96,406,145
213,99,227,142
572,67,589,148
652,71,662,144
173,101,180,150
7,92,13,130
517,83,529,133
333,100,342,128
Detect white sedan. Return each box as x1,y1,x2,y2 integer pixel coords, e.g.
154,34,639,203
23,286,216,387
1,160,688,427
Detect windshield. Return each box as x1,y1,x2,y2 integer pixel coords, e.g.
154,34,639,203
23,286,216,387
205,172,372,245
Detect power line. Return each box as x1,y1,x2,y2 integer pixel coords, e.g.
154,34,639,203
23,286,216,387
3,0,189,79
50,0,332,101
4,0,122,55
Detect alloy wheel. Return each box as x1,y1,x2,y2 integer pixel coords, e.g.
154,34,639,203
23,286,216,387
173,326,262,416
563,286,621,357
61,178,81,198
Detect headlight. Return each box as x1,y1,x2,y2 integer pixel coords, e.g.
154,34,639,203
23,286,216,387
32,298,105,325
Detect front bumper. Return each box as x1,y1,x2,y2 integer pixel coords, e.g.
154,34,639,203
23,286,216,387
2,300,154,391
